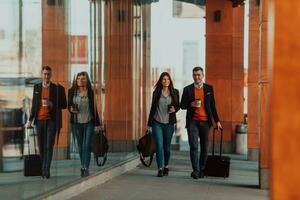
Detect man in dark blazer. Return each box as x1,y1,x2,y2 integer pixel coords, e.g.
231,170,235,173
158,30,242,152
26,65,67,178
180,66,222,179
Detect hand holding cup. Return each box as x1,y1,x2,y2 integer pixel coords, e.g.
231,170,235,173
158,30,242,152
71,104,79,113
42,98,53,108
168,104,175,113
191,99,201,108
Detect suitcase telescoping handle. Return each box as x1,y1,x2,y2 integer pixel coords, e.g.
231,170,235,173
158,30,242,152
212,128,223,157
26,127,38,155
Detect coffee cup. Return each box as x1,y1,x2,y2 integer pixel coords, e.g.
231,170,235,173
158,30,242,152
72,104,79,113
168,104,173,112
42,98,49,107
195,99,201,107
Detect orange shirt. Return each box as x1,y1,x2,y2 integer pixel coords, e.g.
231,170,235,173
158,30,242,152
37,87,50,120
192,87,208,121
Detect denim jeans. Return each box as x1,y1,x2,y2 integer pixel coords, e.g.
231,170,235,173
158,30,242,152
187,120,210,176
152,120,175,169
72,121,94,169
36,119,56,171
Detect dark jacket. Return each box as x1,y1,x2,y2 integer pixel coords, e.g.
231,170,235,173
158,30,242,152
29,82,67,130
147,89,180,126
180,83,220,128
67,88,100,126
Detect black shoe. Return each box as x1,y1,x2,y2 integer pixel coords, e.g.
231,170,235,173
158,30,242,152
42,169,45,178
199,171,205,179
80,168,84,177
83,168,89,177
190,172,199,179
163,167,169,176
157,169,163,177
45,169,50,179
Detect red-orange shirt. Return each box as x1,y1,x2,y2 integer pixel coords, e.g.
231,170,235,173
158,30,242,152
37,87,50,120
192,87,208,121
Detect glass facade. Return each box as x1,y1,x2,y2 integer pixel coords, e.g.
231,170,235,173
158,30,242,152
0,0,42,174
0,1,147,199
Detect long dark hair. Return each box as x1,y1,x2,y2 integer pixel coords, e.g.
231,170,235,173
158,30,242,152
153,72,176,99
71,71,93,95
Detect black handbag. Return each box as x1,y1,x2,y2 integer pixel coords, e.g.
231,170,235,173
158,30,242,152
136,130,156,167
24,127,42,176
92,125,109,166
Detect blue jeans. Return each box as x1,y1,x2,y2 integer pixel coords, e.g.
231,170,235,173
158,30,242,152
152,121,175,169
36,119,56,171
187,120,210,175
72,121,94,169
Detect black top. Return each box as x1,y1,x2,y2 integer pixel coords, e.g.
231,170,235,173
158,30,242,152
29,82,67,129
180,83,220,128
147,89,180,126
68,88,100,126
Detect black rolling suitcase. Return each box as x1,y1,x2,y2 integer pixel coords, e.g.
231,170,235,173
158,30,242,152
204,128,230,178
24,127,42,176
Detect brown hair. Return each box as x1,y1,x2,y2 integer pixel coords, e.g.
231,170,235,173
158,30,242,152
192,66,203,73
41,65,52,72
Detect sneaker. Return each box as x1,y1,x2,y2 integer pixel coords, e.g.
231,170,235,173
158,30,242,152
157,169,163,177
163,167,169,176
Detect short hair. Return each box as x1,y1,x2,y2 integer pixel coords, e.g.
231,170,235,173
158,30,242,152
42,65,52,72
193,66,203,73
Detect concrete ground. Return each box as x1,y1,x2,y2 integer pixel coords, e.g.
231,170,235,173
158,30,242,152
71,151,268,200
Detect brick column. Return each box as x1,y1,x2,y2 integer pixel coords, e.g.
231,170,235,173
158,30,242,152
248,0,271,188
42,1,68,159
105,0,147,152
141,5,152,135
270,0,300,198
258,0,271,189
247,0,260,161
206,0,244,153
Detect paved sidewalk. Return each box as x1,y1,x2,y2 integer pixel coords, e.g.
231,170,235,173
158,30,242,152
71,151,269,200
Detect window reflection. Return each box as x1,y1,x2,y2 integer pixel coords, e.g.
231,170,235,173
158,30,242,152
0,0,42,173
0,0,140,199
0,0,20,77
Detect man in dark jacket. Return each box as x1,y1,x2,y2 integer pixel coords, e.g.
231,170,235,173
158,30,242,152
180,66,222,179
26,65,67,178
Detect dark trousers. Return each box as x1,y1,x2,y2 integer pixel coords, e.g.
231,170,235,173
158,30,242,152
187,120,210,175
36,119,56,171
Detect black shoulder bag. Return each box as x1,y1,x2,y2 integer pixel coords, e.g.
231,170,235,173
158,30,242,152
136,130,156,167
